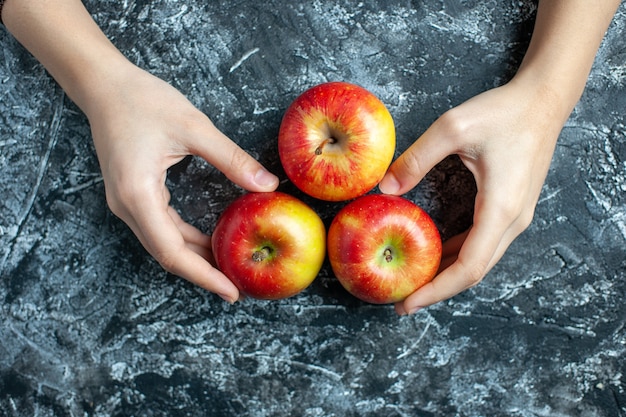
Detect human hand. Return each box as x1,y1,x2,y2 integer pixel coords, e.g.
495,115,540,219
379,79,567,315
86,64,279,303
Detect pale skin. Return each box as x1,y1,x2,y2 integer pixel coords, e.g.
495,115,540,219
2,0,280,304
2,0,620,312
380,0,622,315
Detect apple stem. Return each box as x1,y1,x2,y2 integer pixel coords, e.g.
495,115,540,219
314,137,337,155
384,248,393,263
252,246,272,262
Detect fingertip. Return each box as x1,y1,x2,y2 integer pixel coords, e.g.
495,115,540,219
394,302,408,316
171,252,241,304
208,280,240,305
395,299,423,316
402,283,437,315
379,171,401,195
218,290,240,305
253,167,279,191
406,305,423,315
203,269,240,304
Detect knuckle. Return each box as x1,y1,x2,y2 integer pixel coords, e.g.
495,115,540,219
185,112,213,139
492,197,535,232
104,183,133,218
499,199,523,223
397,148,424,180
438,108,471,142
104,187,123,217
228,146,252,173
461,259,489,288
517,208,535,231
490,196,524,224
104,175,155,220
437,108,485,159
153,246,179,273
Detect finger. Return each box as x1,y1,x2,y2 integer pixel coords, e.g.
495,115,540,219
167,207,215,263
125,204,216,269
129,218,238,302
168,206,212,248
432,229,471,277
396,238,496,315
127,191,240,303
396,198,510,314
187,118,279,192
441,229,470,259
379,117,458,195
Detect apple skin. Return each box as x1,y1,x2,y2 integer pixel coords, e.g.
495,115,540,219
211,192,326,300
278,81,395,201
327,194,442,304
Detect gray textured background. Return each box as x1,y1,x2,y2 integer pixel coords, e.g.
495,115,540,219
1,1,625,416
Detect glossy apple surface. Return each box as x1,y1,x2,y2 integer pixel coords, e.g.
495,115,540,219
278,81,395,201
327,194,442,304
211,192,326,300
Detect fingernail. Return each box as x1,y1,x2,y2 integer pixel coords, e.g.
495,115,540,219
379,172,400,195
407,306,422,315
254,168,278,189
219,293,237,304
395,303,408,316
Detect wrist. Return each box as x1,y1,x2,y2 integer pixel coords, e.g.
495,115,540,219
508,66,583,126
509,0,621,127
69,52,138,120
2,0,133,117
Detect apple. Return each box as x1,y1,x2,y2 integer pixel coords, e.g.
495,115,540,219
211,191,326,300
278,81,395,201
327,194,442,304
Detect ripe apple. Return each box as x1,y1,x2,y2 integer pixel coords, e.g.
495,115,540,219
211,191,326,300
327,194,442,304
278,81,395,201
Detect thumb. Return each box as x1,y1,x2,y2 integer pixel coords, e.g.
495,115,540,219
379,118,455,195
190,120,279,192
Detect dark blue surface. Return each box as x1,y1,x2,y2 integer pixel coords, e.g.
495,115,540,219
1,1,625,416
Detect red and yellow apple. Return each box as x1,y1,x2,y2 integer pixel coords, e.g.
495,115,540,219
211,191,326,300
327,194,442,304
278,81,395,201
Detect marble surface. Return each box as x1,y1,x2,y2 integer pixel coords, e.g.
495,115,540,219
1,1,625,416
